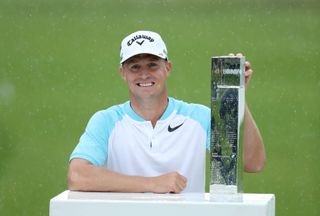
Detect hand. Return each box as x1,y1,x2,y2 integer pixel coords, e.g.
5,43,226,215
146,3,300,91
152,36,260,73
228,53,253,88
148,172,187,193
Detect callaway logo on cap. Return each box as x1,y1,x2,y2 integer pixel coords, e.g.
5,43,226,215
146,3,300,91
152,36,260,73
120,30,168,64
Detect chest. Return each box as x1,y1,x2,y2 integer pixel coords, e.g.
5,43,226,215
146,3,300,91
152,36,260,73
111,115,205,153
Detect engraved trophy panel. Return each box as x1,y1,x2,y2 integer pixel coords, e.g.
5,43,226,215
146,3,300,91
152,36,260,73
210,56,245,201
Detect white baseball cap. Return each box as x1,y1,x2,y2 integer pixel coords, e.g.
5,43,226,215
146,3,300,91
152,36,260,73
120,30,168,64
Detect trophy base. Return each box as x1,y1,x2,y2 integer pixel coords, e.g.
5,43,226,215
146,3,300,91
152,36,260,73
209,184,243,202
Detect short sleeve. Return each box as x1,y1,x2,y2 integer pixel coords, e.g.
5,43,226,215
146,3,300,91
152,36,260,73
69,109,121,166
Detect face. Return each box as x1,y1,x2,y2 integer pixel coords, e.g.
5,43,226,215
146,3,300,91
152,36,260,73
120,54,172,101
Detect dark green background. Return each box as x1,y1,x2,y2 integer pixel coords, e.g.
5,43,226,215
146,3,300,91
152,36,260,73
0,0,319,215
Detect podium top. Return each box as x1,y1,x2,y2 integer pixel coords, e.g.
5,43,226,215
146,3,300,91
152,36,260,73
52,190,274,205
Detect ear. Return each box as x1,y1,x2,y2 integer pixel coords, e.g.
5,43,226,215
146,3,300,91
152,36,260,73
165,60,172,77
119,66,126,81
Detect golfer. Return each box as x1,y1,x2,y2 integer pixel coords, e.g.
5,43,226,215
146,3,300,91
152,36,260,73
68,30,265,193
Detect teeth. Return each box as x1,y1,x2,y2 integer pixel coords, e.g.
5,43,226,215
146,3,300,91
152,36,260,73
138,82,154,87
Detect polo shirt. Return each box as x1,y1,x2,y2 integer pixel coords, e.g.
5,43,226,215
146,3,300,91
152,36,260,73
70,97,210,192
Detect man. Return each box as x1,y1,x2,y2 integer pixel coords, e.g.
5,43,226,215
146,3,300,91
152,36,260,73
68,30,265,193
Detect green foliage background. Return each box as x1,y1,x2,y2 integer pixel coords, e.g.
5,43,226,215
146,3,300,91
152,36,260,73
0,0,319,215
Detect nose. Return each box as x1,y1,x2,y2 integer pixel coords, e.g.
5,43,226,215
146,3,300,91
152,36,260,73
139,66,150,78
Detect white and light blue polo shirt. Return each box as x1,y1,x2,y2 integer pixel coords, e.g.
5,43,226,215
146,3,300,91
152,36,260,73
70,97,210,192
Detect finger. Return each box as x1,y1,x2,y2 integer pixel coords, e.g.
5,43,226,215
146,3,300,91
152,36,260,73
169,184,183,193
236,53,243,57
173,175,187,193
245,69,253,77
179,177,187,190
180,175,187,183
174,181,186,193
245,61,251,71
173,172,187,182
228,53,235,56
178,177,187,188
245,61,253,78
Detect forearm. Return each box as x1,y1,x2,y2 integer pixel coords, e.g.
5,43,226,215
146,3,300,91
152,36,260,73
67,159,187,193
243,104,266,172
68,159,151,192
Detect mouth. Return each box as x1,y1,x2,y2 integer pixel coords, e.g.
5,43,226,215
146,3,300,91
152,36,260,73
136,82,155,87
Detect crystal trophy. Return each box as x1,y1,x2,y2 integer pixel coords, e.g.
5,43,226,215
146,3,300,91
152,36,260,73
210,56,245,202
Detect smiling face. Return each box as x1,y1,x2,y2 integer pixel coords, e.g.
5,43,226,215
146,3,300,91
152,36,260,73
120,54,172,103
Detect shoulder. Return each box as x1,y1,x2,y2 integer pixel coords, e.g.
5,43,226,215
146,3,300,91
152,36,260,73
170,97,210,128
87,102,128,129
170,97,210,115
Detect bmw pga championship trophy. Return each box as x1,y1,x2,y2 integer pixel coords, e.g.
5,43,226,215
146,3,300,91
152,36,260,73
210,56,245,202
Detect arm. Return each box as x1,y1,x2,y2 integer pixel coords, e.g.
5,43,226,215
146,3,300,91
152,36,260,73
240,53,266,172
228,53,266,172
68,158,187,193
243,104,266,172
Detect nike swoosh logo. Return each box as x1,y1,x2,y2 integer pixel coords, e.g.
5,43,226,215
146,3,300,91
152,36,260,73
168,123,184,132
136,40,145,45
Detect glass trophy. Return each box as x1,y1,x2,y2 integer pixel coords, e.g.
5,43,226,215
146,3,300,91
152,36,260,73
210,56,245,202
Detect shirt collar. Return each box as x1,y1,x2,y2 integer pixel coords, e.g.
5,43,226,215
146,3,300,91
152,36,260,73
124,97,175,122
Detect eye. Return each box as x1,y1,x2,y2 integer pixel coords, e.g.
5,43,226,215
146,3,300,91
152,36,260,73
129,64,140,71
148,62,159,69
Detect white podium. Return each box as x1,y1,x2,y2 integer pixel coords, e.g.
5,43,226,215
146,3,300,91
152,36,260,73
50,191,275,216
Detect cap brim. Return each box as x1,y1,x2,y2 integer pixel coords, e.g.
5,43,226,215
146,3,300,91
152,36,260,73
120,51,167,64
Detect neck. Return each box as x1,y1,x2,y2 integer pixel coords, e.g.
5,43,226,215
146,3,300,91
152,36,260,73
130,96,168,127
